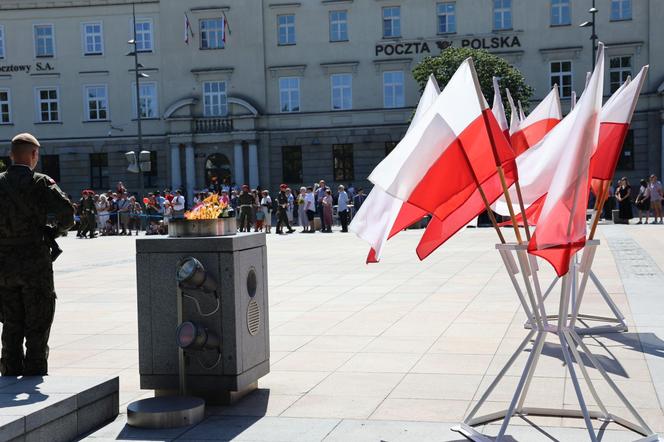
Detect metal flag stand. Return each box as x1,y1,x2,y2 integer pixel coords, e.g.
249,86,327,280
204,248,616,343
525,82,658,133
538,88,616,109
453,243,657,442
527,239,628,335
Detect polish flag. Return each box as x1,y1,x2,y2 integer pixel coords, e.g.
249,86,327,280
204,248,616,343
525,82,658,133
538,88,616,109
492,77,509,139
350,75,439,262
369,58,516,224
527,43,605,276
518,101,526,121
590,66,648,198
366,59,516,260
510,87,562,155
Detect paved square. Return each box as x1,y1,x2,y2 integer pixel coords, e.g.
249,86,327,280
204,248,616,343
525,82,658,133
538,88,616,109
37,225,664,440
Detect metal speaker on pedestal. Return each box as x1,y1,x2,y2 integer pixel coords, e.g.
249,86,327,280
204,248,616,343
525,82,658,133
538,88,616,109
176,257,218,292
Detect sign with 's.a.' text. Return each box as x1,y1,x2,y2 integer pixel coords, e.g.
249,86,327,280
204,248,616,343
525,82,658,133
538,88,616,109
376,34,522,57
0,62,56,74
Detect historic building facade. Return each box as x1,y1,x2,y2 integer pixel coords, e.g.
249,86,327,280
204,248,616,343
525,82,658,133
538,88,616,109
0,0,662,201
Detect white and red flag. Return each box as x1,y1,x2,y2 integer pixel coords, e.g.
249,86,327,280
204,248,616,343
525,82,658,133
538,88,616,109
505,88,520,135
518,101,526,122
590,65,648,198
527,43,605,276
510,86,562,155
367,59,515,259
492,77,509,139
184,13,194,44
350,75,439,262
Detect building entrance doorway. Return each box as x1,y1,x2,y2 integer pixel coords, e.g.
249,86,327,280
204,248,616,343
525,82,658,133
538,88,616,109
205,153,232,190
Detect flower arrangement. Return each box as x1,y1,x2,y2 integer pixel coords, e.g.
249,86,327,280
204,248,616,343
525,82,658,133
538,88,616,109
184,194,231,220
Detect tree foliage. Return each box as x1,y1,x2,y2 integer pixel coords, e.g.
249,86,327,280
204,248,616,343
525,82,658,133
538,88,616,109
413,47,533,118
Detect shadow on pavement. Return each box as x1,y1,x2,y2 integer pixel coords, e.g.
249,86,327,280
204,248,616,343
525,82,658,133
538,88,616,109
0,376,49,409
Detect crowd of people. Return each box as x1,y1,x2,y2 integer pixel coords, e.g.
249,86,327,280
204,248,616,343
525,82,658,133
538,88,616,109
70,174,661,239
71,179,368,238
73,181,186,238
205,180,366,234
601,174,663,224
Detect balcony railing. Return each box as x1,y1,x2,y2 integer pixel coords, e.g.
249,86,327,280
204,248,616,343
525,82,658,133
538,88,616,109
193,117,234,133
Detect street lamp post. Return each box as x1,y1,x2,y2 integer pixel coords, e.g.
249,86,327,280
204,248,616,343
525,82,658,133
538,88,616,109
579,0,598,69
128,2,149,198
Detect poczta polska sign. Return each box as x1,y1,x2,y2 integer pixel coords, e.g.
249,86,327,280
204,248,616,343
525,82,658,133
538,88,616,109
0,62,56,73
375,35,521,56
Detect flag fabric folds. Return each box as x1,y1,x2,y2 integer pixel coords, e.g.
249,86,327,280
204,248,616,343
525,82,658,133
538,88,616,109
590,66,648,199
350,75,439,262
527,43,605,277
367,59,516,260
506,88,520,135
492,77,509,139
369,59,515,221
510,86,562,155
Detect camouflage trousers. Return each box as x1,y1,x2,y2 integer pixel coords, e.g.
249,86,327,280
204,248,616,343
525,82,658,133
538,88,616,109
0,282,55,376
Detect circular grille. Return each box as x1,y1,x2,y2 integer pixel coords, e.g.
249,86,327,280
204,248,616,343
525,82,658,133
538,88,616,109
247,299,260,336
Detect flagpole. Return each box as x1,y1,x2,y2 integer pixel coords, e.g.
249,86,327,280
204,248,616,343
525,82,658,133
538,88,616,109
457,141,506,244
588,180,609,240
480,108,524,245
513,181,532,241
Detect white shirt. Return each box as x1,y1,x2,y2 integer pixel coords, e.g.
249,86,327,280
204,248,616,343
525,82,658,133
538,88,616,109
173,195,185,211
304,193,315,211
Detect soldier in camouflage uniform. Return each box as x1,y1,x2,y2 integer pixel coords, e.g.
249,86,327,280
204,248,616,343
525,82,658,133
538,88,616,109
0,133,74,376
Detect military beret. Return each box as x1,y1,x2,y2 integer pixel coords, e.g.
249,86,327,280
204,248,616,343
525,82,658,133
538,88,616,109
11,133,40,148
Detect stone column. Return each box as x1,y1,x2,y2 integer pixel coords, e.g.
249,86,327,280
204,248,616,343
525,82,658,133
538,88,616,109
248,142,259,188
185,144,196,207
234,142,245,186
170,144,182,191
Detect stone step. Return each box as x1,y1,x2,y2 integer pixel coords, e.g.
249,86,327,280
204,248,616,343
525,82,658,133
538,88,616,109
0,376,118,442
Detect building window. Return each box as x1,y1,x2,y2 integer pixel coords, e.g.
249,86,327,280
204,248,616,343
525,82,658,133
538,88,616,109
385,141,397,156
278,14,296,45
203,81,228,117
382,7,401,38
0,89,11,124
383,71,405,108
90,153,109,189
279,77,300,113
550,61,572,99
610,0,631,21
36,87,59,122
34,24,55,57
282,146,303,183
40,154,60,182
134,19,153,52
333,144,354,181
616,130,634,170
84,85,108,121
0,156,10,173
0,26,5,59
82,22,103,55
200,18,225,49
493,0,512,30
329,10,348,42
437,2,456,34
551,0,571,26
331,74,352,110
609,56,632,93
132,82,158,119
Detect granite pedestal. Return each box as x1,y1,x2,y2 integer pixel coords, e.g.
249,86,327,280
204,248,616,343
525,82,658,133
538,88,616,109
0,376,118,442
136,233,270,404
